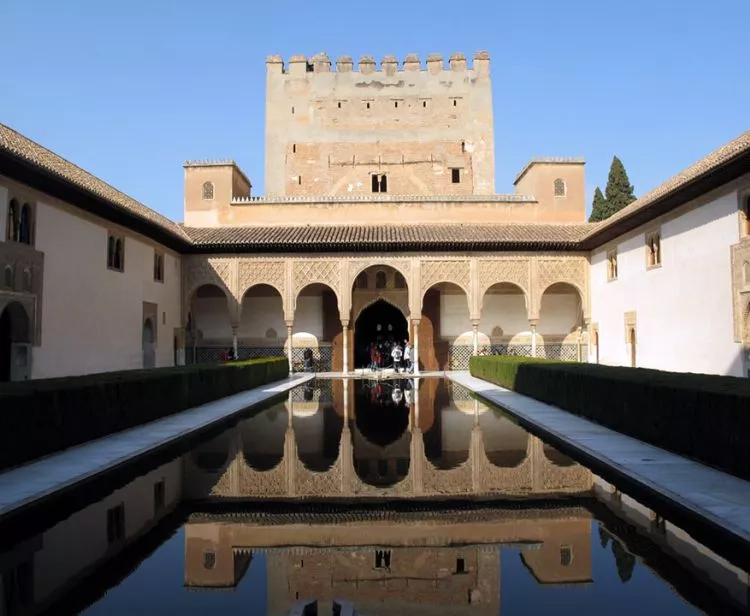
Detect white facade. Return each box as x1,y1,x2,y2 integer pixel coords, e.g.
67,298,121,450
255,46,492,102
0,177,182,379
590,183,745,376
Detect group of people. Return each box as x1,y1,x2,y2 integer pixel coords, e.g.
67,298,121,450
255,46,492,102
366,378,416,407
366,338,413,373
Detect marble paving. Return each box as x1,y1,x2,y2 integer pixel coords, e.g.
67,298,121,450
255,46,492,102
450,371,750,546
0,373,314,520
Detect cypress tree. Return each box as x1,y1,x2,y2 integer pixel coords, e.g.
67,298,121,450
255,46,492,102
604,156,636,215
588,186,607,222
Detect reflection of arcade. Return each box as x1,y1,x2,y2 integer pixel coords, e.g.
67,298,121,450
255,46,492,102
355,379,415,442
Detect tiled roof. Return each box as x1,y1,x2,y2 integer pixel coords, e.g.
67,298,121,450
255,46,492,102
183,223,591,251
0,123,189,242
582,130,750,245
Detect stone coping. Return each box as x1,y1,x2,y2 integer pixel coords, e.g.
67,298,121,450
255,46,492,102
0,374,313,523
449,371,750,570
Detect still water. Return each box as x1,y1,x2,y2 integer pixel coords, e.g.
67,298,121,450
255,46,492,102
1,378,747,615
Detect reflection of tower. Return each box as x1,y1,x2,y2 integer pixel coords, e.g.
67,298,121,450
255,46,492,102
184,510,593,612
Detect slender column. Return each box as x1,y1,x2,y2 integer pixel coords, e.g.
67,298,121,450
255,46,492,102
412,319,420,374
344,378,350,422
471,321,479,356
342,320,349,375
414,377,421,425
231,326,238,359
530,321,537,358
286,322,294,374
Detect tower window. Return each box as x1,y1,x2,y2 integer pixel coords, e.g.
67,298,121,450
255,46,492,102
292,144,296,153
291,106,295,114
337,101,341,109
394,100,398,108
202,181,214,200
422,100,427,108
461,141,466,153
453,99,457,107
456,557,466,573
451,168,460,184
372,174,388,193
554,178,566,197
154,252,165,282
108,234,125,272
298,176,302,185
560,546,573,566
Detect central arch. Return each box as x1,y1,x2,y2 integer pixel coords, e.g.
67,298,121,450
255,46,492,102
353,299,408,369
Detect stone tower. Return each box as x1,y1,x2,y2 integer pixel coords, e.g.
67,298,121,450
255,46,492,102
264,52,495,197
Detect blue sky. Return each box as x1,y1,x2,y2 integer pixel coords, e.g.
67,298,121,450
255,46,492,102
1,0,748,222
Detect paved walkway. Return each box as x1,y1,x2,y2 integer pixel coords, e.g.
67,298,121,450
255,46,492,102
450,371,750,548
0,374,313,521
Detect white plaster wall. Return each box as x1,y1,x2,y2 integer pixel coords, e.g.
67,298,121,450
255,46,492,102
293,295,324,340
193,297,232,340
479,293,529,338
537,294,580,336
590,190,742,376
240,294,285,340
31,200,181,378
439,293,471,339
32,459,181,605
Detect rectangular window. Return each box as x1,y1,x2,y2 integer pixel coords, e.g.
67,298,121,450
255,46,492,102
560,546,573,566
154,479,166,514
646,231,662,268
107,503,125,544
372,174,388,193
451,168,460,184
455,557,466,573
606,249,618,281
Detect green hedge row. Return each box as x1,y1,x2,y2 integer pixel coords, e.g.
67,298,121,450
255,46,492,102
0,357,289,472
469,355,750,480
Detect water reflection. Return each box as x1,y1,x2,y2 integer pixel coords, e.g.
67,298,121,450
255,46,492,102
0,378,748,616
184,506,593,614
184,379,592,500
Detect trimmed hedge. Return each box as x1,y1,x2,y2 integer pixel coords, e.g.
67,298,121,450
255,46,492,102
0,357,288,472
469,355,750,480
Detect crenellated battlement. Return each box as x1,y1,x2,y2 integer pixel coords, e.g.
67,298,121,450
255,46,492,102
265,51,489,76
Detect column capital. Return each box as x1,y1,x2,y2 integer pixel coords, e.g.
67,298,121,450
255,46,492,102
285,320,294,328
471,319,480,328
411,318,421,326
528,319,539,329
341,319,350,328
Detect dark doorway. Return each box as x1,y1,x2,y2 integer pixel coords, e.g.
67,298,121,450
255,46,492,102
0,307,11,382
353,300,408,368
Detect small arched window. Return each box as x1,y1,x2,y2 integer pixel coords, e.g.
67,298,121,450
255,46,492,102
7,199,19,241
19,204,32,244
153,253,164,282
107,236,116,268
553,178,566,197
113,238,123,270
375,271,387,289
203,551,216,570
3,265,13,289
355,272,368,289
202,181,214,200
22,269,32,291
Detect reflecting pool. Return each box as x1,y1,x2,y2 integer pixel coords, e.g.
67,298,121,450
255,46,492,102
0,378,747,615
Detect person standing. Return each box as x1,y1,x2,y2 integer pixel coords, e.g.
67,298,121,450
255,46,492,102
403,340,412,373
391,342,403,373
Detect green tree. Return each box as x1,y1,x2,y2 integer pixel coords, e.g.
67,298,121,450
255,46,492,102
604,156,637,214
588,186,607,222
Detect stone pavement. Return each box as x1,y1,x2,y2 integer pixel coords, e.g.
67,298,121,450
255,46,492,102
450,371,750,550
0,373,314,521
